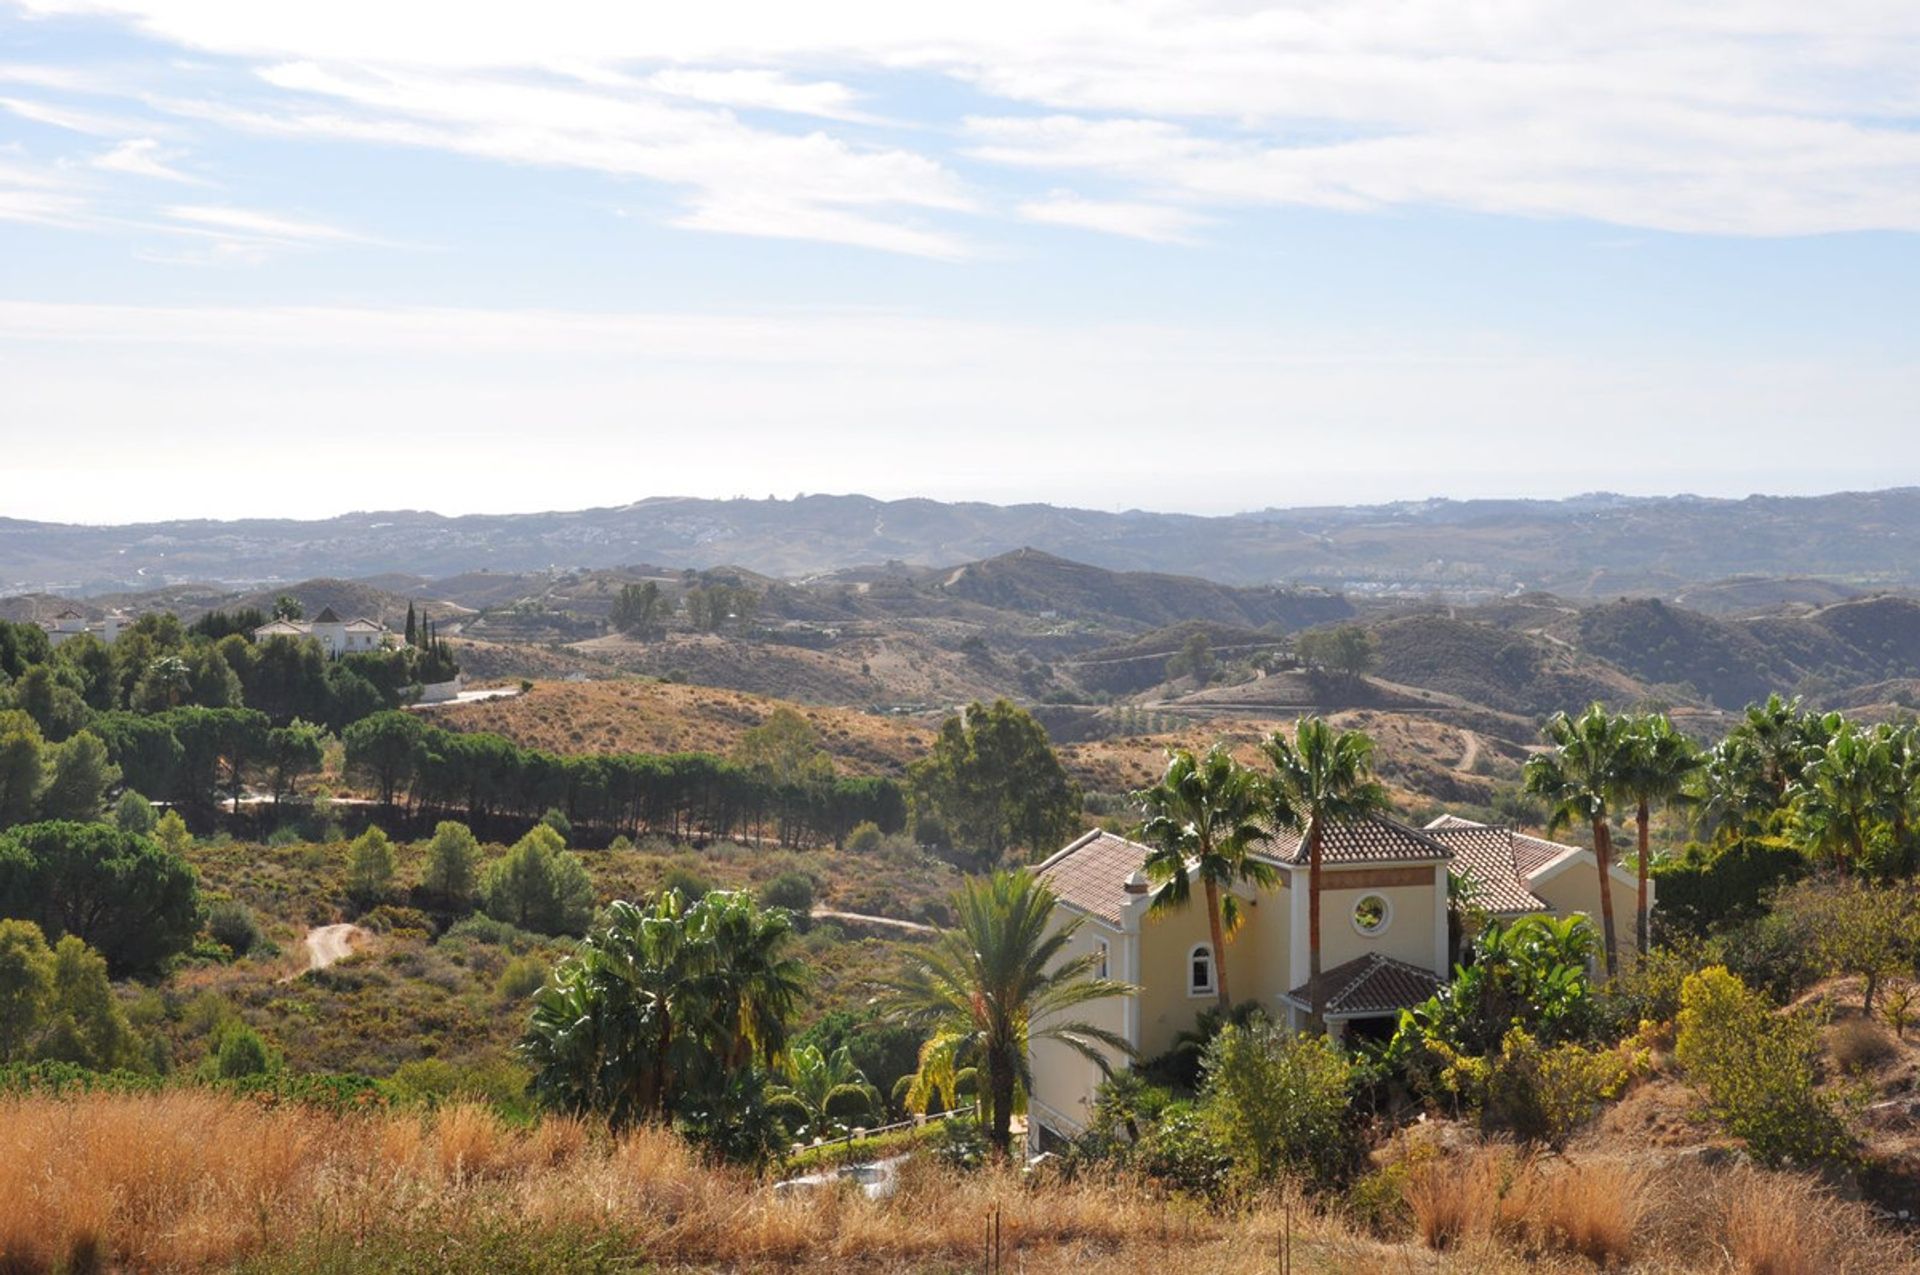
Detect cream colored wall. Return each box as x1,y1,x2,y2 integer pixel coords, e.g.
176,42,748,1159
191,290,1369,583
1029,912,1129,1134
1134,889,1285,1057
1530,859,1644,970
1312,872,1440,973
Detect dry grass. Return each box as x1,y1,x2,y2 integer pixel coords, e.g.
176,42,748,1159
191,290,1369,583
426,678,932,773
0,1092,1913,1274
1402,1143,1914,1274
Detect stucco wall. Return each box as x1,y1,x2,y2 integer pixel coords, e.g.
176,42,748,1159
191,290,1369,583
1029,913,1130,1135
1312,870,1441,973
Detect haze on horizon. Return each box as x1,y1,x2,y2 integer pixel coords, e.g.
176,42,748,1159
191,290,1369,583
3,2,1918,525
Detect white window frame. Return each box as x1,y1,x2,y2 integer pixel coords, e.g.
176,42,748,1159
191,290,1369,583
1187,943,1216,998
1351,893,1394,938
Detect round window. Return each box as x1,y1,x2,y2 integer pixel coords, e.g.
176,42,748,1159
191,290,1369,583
1352,894,1391,936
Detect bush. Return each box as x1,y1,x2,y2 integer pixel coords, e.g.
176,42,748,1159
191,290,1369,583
1199,1019,1359,1186
1827,1018,1898,1074
538,808,572,841
1653,837,1807,937
607,834,634,852
356,905,435,941
443,915,540,951
494,955,547,1002
205,900,263,957
1483,1027,1639,1147
757,872,814,930
1675,966,1852,1167
845,821,884,854
212,1024,274,1080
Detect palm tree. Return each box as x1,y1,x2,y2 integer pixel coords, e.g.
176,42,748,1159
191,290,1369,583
770,1043,880,1139
1735,693,1811,800
522,888,806,1128
1790,722,1897,873
1616,714,1703,955
1694,733,1775,845
886,869,1133,1157
1133,745,1273,1008
1261,717,1388,1033
1524,705,1633,978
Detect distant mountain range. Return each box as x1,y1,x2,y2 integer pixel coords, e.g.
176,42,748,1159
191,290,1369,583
9,488,1920,597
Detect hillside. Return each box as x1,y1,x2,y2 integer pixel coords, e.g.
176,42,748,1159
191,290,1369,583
17,486,1920,598
423,679,934,775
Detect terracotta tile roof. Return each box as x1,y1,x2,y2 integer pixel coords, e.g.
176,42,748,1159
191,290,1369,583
1423,823,1550,913
1034,830,1150,928
1285,953,1443,1017
1423,815,1589,908
1514,832,1580,879
1257,814,1452,866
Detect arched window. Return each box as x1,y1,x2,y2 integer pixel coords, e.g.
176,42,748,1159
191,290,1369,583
1188,943,1216,997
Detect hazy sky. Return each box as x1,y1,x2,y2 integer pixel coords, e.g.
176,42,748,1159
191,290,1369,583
3,2,1918,524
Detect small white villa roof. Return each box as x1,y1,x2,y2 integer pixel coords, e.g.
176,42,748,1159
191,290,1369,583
252,619,308,637
342,618,385,631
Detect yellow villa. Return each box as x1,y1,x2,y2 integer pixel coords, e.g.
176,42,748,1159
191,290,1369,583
1026,813,1643,1144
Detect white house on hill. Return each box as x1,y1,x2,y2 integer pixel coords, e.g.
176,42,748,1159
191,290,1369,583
251,606,393,657
42,607,132,646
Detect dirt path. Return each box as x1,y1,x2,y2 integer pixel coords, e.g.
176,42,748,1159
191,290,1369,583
295,923,367,975
810,908,936,935
1455,728,1482,775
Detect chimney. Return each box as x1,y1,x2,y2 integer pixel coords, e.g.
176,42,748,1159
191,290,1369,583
1123,870,1150,895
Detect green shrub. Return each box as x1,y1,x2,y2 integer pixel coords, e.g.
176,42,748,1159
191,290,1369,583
421,821,480,908
346,826,396,906
606,834,634,852
213,1024,274,1080
1653,837,1807,937
1133,1101,1232,1199
444,914,541,951
1200,1019,1359,1186
495,954,548,1002
845,821,884,854
757,872,814,930
205,899,264,956
1675,966,1852,1167
480,826,595,936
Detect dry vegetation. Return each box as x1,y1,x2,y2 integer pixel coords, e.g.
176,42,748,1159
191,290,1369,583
1,1091,1910,1274
427,679,934,775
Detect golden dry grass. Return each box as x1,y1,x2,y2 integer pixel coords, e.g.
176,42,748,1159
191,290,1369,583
427,678,933,774
0,1093,1913,1274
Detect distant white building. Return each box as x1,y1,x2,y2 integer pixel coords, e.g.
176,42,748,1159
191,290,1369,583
251,606,393,657
42,607,132,647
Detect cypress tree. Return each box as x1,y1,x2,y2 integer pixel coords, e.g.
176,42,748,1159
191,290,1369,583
405,602,417,647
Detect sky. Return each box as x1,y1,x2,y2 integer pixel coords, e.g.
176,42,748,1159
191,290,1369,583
1,1,1918,524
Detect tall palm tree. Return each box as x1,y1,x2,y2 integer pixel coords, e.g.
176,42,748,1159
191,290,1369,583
1694,733,1775,845
1616,714,1703,955
1262,717,1388,1033
886,869,1133,1156
1735,693,1811,801
1133,745,1274,1008
1524,705,1633,978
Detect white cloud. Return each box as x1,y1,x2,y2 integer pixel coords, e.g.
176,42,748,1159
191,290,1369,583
0,154,89,227
1017,191,1206,242
10,2,1920,243
645,68,870,121
164,203,362,242
0,93,146,134
92,137,204,183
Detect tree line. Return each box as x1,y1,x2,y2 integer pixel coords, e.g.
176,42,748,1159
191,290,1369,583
342,711,906,848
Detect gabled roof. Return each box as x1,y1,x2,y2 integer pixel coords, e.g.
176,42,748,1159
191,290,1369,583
1284,953,1443,1018
342,618,385,631
1256,814,1452,867
1423,821,1551,913
311,606,343,624
1034,830,1150,928
252,619,308,636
